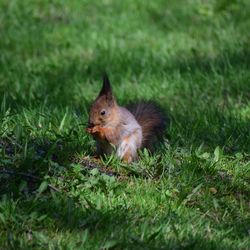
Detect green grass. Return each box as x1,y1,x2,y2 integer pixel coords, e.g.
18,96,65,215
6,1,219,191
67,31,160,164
0,0,250,249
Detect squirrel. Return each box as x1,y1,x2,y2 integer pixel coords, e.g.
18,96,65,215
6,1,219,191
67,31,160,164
86,74,167,163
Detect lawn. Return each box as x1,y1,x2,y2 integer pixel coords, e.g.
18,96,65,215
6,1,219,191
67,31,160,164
0,0,250,249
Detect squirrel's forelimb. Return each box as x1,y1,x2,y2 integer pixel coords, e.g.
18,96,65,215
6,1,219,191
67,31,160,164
87,125,142,163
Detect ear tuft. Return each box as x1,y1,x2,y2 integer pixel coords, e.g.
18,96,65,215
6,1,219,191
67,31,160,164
98,73,114,105
99,73,112,97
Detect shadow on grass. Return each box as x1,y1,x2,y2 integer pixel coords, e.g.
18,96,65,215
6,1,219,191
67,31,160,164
171,108,250,154
0,193,247,250
0,133,249,249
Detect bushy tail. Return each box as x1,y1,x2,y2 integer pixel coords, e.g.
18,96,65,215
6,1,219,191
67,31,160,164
127,101,168,149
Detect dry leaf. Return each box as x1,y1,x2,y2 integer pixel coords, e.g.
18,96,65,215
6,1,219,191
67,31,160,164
209,187,217,194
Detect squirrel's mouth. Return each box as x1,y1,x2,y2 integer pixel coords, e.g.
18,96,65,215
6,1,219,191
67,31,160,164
87,122,95,129
87,122,103,129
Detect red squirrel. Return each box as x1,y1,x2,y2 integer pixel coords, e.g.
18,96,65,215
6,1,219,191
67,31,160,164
86,74,167,163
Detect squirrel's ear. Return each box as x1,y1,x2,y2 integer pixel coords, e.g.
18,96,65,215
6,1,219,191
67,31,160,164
98,73,114,105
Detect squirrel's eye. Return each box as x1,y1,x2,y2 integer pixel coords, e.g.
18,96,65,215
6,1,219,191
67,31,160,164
100,110,106,115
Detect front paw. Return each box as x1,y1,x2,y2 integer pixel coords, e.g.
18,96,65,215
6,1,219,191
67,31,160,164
86,126,100,134
86,127,93,134
87,126,106,140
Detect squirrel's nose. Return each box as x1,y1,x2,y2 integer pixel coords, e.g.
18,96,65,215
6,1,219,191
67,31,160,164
87,122,94,128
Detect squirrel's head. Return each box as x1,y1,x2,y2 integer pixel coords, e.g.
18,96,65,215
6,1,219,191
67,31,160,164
87,74,117,128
